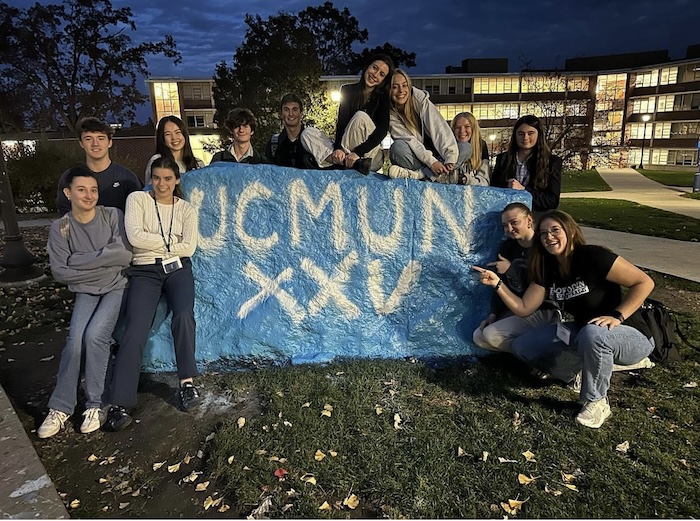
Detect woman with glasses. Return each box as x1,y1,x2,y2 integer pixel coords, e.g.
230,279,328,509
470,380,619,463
473,210,655,429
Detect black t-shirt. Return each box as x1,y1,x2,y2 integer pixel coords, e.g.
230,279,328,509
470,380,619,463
490,238,529,316
543,244,650,337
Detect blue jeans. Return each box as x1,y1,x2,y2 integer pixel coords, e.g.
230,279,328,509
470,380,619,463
511,322,654,402
389,140,471,171
48,289,124,414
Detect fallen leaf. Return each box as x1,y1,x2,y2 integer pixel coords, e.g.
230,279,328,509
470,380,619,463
243,466,251,471
498,457,517,463
321,409,332,417
560,471,575,483
679,459,690,468
335,371,345,376
281,504,293,513
183,471,200,483
249,496,272,518
98,478,108,484
205,432,215,442
329,451,338,457
119,502,129,510
302,402,311,408
647,406,657,414
615,441,630,453
393,413,402,429
564,484,579,492
255,449,267,455
131,489,140,497
195,481,210,492
197,450,204,459
286,488,299,498
389,389,397,397
269,456,280,462
301,473,317,485
319,501,332,511
545,484,562,496
283,420,292,427
218,504,230,513
501,498,528,515
100,456,115,466
87,454,98,462
237,417,246,429
522,450,536,462
275,391,284,397
315,450,326,461
683,381,697,388
457,446,466,458
274,468,288,480
518,474,537,485
167,463,181,473
375,404,383,415
227,455,235,464
323,404,334,411
69,499,80,509
512,411,523,429
183,454,191,465
101,506,109,512
279,457,288,463
211,497,223,508
343,493,360,509
203,496,215,510
481,451,489,462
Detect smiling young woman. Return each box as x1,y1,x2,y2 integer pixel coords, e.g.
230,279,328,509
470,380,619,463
144,116,204,185
473,210,655,429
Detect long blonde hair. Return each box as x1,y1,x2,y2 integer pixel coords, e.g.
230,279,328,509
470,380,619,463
390,69,421,136
451,112,482,171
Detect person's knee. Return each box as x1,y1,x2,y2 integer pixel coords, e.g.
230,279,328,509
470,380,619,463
390,140,412,165
576,324,608,354
472,327,489,350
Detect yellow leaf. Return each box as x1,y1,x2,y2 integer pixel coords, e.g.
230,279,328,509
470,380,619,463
269,456,280,462
679,459,690,468
69,499,80,509
564,484,579,492
167,463,181,473
457,446,466,458
518,474,537,485
101,506,109,512
389,389,397,397
218,504,230,513
481,451,489,462
560,471,575,483
615,441,630,453
119,502,129,510
98,478,108,484
227,455,234,464
87,454,98,462
545,484,562,496
323,403,334,411
275,391,284,397
242,466,251,471
343,494,360,509
393,413,402,429
321,409,332,417
374,404,383,415
301,473,317,485
319,501,331,511
211,497,223,508
195,481,210,492
131,489,140,497
522,450,536,462
183,454,191,465
335,371,345,376
283,420,292,427
183,471,199,483
501,498,528,515
255,449,267,455
152,461,166,471
203,496,215,510
279,458,288,463
237,417,246,429
329,451,338,457
99,456,115,466
302,402,311,408
315,450,326,461
498,457,517,463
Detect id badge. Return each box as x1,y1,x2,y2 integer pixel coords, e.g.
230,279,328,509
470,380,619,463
556,323,571,345
162,256,182,274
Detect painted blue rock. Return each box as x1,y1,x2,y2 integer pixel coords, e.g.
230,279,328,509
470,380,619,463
141,163,531,371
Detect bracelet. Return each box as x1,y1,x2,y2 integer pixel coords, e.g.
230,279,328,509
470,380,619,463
494,279,503,291
610,310,625,322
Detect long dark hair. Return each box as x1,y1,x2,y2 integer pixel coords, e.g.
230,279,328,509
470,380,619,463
528,210,586,282
150,156,184,199
349,54,395,114
155,116,199,171
501,115,552,190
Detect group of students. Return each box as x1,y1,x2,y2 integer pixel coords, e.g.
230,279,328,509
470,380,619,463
38,54,653,437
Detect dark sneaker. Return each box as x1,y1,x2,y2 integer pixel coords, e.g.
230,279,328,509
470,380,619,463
353,157,372,175
106,406,133,432
179,382,201,411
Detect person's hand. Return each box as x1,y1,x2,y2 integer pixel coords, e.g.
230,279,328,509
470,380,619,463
480,313,497,330
331,149,346,165
430,161,448,175
508,178,525,190
487,254,511,275
588,315,623,330
472,265,500,287
344,152,361,168
444,163,455,171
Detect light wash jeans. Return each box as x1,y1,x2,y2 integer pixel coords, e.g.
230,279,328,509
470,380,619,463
48,289,124,415
511,322,654,402
389,140,471,175
472,309,560,353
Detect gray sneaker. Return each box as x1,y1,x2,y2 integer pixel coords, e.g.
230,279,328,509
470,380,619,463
568,371,582,393
575,397,611,428
37,409,70,438
80,407,104,434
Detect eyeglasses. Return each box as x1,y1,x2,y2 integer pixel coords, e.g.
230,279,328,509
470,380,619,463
539,226,563,239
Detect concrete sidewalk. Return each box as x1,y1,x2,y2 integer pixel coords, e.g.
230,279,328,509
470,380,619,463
561,168,700,220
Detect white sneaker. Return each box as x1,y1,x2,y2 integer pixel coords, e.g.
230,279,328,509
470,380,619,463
37,409,70,438
388,165,424,179
80,407,104,434
612,356,655,372
575,397,611,428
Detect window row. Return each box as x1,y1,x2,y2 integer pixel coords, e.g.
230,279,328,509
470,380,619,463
629,149,698,166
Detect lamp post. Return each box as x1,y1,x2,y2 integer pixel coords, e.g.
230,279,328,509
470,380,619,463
489,134,496,164
638,114,651,169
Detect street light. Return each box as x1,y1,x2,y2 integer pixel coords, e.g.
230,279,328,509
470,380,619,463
638,114,651,169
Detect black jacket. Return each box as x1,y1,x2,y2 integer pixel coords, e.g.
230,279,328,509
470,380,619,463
265,126,318,168
333,82,390,156
491,152,562,212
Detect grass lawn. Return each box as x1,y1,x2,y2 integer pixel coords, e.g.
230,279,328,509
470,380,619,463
204,285,700,518
682,191,700,200
635,169,696,187
561,169,611,193
559,198,700,241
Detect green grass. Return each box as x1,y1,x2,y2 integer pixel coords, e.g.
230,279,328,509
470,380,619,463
559,198,700,241
204,303,700,518
561,169,611,193
636,169,696,187
682,191,700,200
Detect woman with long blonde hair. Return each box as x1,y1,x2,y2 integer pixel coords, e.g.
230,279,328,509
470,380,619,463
451,112,490,185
